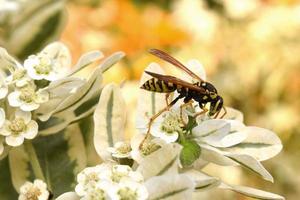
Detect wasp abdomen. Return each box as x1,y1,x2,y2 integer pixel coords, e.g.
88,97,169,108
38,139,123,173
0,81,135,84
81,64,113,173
141,78,176,93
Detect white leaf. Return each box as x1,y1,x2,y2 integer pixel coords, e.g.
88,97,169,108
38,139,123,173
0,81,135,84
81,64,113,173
137,143,181,180
199,144,236,166
225,153,274,182
136,62,167,130
219,183,285,200
183,169,220,191
225,126,283,161
67,50,104,76
192,119,230,138
93,84,126,161
223,107,244,122
55,192,80,200
41,42,71,68
145,174,195,200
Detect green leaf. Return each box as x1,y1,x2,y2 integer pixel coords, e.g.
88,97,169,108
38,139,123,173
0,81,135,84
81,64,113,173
8,145,31,192
30,123,86,198
93,84,126,161
0,157,18,199
180,140,201,167
6,1,67,60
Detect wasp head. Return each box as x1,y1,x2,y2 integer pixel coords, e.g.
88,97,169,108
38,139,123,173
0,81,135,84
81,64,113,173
208,95,223,117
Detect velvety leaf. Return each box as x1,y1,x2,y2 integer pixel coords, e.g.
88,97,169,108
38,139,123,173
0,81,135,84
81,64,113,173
93,84,126,161
0,157,19,199
225,126,283,161
222,107,244,122
6,1,66,60
137,143,181,180
145,174,195,200
8,145,30,192
219,183,285,200
41,42,71,68
225,153,273,182
192,119,230,138
32,123,87,198
183,169,220,191
55,192,80,200
199,144,236,166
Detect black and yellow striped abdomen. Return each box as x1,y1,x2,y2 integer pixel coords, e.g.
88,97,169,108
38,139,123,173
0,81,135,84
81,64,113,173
141,78,176,93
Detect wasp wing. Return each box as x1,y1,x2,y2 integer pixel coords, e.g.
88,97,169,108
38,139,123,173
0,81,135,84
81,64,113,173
145,71,207,94
149,49,204,83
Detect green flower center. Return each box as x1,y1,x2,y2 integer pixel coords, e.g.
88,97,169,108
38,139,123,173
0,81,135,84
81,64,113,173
160,113,183,134
9,118,26,135
13,69,26,80
116,143,132,155
85,172,100,184
141,142,160,156
118,187,138,200
34,57,52,75
89,188,106,200
19,88,35,103
24,186,42,200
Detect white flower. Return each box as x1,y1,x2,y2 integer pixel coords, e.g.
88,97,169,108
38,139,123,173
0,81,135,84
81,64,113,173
107,141,132,159
108,180,148,200
24,53,67,81
18,179,49,200
8,85,49,111
130,134,163,163
150,109,187,143
0,109,38,147
75,164,112,197
0,108,5,128
101,165,144,184
0,75,8,99
80,181,111,200
6,68,31,87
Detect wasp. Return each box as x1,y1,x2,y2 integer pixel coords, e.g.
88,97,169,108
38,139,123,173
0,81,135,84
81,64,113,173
139,49,226,148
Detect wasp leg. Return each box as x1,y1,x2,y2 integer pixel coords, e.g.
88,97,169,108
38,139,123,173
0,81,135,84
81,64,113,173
180,100,193,126
139,95,183,149
220,106,227,119
194,107,208,118
165,93,170,109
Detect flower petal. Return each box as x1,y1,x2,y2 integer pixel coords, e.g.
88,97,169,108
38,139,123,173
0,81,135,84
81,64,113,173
0,108,5,127
20,103,40,112
23,121,38,139
8,91,22,107
15,109,31,123
6,135,24,146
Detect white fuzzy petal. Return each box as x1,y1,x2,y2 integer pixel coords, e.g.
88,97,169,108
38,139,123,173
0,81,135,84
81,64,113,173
23,121,38,139
0,108,5,127
6,135,24,146
8,91,22,107
15,109,31,123
20,103,40,112
0,87,8,99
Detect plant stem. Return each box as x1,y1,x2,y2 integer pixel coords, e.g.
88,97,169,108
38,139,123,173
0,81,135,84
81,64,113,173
24,141,46,182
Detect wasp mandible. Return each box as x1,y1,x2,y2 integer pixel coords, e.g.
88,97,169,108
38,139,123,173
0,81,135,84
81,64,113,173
139,49,226,148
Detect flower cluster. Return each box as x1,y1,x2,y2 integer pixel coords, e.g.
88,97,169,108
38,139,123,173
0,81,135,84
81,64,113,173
18,179,50,200
75,164,148,200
